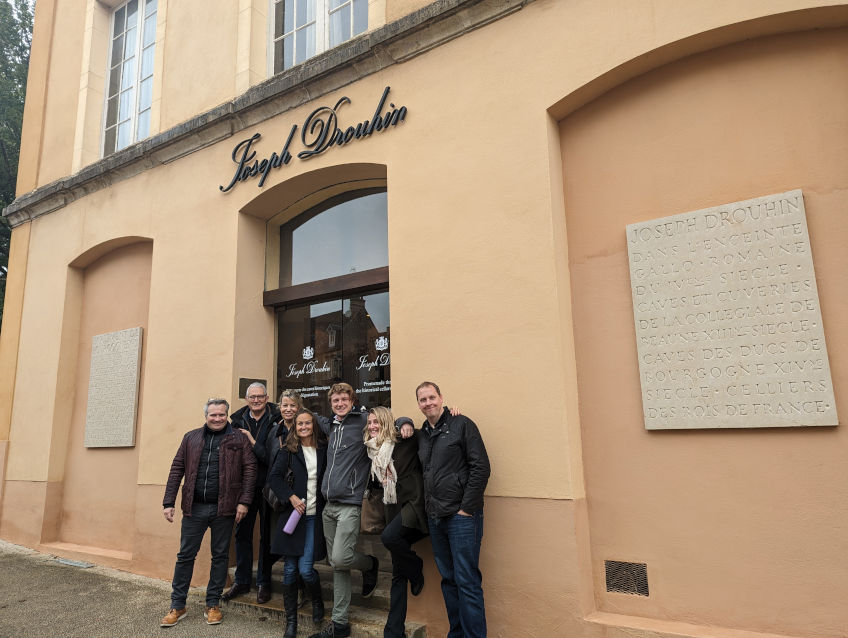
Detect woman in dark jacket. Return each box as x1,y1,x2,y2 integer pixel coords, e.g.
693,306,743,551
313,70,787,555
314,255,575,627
267,408,327,638
365,406,428,638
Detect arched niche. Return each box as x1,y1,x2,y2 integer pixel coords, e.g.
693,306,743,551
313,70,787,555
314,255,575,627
549,5,848,121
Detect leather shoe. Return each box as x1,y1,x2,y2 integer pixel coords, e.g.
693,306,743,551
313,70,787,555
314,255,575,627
221,582,250,601
257,584,272,604
205,606,223,625
160,608,186,627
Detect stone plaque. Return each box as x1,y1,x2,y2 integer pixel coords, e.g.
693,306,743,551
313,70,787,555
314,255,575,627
84,327,143,447
627,190,838,430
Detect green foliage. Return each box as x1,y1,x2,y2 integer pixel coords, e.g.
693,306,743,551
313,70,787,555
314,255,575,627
0,0,33,330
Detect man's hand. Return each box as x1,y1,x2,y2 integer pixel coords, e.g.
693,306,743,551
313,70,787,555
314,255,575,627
238,428,256,446
235,504,249,523
449,406,461,417
289,495,306,515
457,509,472,517
400,423,414,439
163,507,175,523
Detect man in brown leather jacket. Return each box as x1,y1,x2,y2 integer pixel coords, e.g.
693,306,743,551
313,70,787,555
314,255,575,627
160,398,257,628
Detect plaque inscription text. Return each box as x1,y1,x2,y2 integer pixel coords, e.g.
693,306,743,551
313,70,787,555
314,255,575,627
627,190,838,429
84,327,143,447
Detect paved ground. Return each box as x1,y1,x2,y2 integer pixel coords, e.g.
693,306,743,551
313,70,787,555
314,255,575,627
0,540,288,638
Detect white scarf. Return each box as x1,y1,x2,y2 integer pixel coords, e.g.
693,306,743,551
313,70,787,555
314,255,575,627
365,437,397,504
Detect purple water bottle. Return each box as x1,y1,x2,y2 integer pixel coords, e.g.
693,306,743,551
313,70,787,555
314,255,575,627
283,509,301,534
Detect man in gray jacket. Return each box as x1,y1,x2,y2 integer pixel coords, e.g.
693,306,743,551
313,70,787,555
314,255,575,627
310,382,380,638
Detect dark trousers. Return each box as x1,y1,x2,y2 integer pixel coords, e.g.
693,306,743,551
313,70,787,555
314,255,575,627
234,491,272,587
429,511,486,638
170,502,235,609
381,513,427,638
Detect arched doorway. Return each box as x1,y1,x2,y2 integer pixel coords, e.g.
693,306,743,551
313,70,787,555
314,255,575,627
263,185,390,412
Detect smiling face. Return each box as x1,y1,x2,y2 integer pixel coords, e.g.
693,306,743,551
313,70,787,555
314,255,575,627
205,403,229,431
246,387,268,416
330,391,353,418
416,384,444,425
280,397,299,424
295,412,315,445
366,413,381,439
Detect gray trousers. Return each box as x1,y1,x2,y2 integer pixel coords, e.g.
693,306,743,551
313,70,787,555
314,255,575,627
322,501,372,625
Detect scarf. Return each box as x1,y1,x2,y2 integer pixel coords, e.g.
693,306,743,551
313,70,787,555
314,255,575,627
365,437,397,504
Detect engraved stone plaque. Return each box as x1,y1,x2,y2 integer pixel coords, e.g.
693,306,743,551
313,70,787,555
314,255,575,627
84,327,143,447
627,190,838,429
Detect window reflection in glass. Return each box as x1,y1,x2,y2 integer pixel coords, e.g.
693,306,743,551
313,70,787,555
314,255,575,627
280,189,388,287
276,291,390,414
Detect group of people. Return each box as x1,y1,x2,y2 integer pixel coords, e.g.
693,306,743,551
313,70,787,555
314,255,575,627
160,380,491,638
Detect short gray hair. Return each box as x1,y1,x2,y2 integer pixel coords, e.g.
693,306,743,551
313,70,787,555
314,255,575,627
246,382,267,396
205,398,230,416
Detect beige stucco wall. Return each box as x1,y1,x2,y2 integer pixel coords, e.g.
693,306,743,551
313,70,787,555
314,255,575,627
158,0,239,131
57,242,151,552
3,1,848,636
35,1,85,186
562,27,848,638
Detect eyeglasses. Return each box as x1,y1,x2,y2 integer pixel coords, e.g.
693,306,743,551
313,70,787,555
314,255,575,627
247,395,267,401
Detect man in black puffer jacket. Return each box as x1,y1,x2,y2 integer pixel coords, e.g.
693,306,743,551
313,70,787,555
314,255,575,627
416,381,490,638
224,382,283,604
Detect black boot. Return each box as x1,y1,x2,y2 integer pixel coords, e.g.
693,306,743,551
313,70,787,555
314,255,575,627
305,575,325,624
282,583,298,638
298,574,308,608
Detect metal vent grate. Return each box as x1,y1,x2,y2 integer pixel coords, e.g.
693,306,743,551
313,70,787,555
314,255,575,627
605,560,649,596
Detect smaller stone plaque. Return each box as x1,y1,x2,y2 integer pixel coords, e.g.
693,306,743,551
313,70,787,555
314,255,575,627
84,327,143,447
627,190,838,430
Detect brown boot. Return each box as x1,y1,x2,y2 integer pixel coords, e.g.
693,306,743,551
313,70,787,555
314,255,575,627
204,606,223,625
160,608,186,627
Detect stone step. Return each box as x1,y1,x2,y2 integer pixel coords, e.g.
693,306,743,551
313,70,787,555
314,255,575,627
226,531,422,635
234,531,396,610
222,592,427,637
229,560,394,611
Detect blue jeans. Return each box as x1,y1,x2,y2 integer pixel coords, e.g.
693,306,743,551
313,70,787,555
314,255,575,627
234,491,272,587
428,511,486,638
170,502,235,609
283,514,318,584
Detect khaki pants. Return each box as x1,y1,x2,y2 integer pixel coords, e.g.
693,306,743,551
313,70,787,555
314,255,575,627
322,501,372,625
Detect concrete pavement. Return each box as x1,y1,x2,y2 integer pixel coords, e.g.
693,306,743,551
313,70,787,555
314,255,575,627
0,540,287,638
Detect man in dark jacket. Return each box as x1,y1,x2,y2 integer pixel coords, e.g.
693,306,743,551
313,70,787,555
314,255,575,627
160,398,257,628
223,382,283,604
416,381,491,638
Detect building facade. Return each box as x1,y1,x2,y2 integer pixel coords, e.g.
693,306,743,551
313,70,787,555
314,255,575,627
1,1,846,636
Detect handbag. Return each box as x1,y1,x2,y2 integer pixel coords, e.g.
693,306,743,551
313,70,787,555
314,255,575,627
360,486,386,534
262,443,293,513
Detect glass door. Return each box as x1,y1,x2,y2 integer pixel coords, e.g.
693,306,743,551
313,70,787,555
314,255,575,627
276,290,390,413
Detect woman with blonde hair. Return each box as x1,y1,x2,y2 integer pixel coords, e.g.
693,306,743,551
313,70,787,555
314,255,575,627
365,406,428,638
277,389,303,438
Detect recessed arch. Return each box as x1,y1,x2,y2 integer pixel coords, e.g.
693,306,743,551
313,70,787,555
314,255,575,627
68,236,153,269
548,5,848,121
560,22,848,635
239,162,387,223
